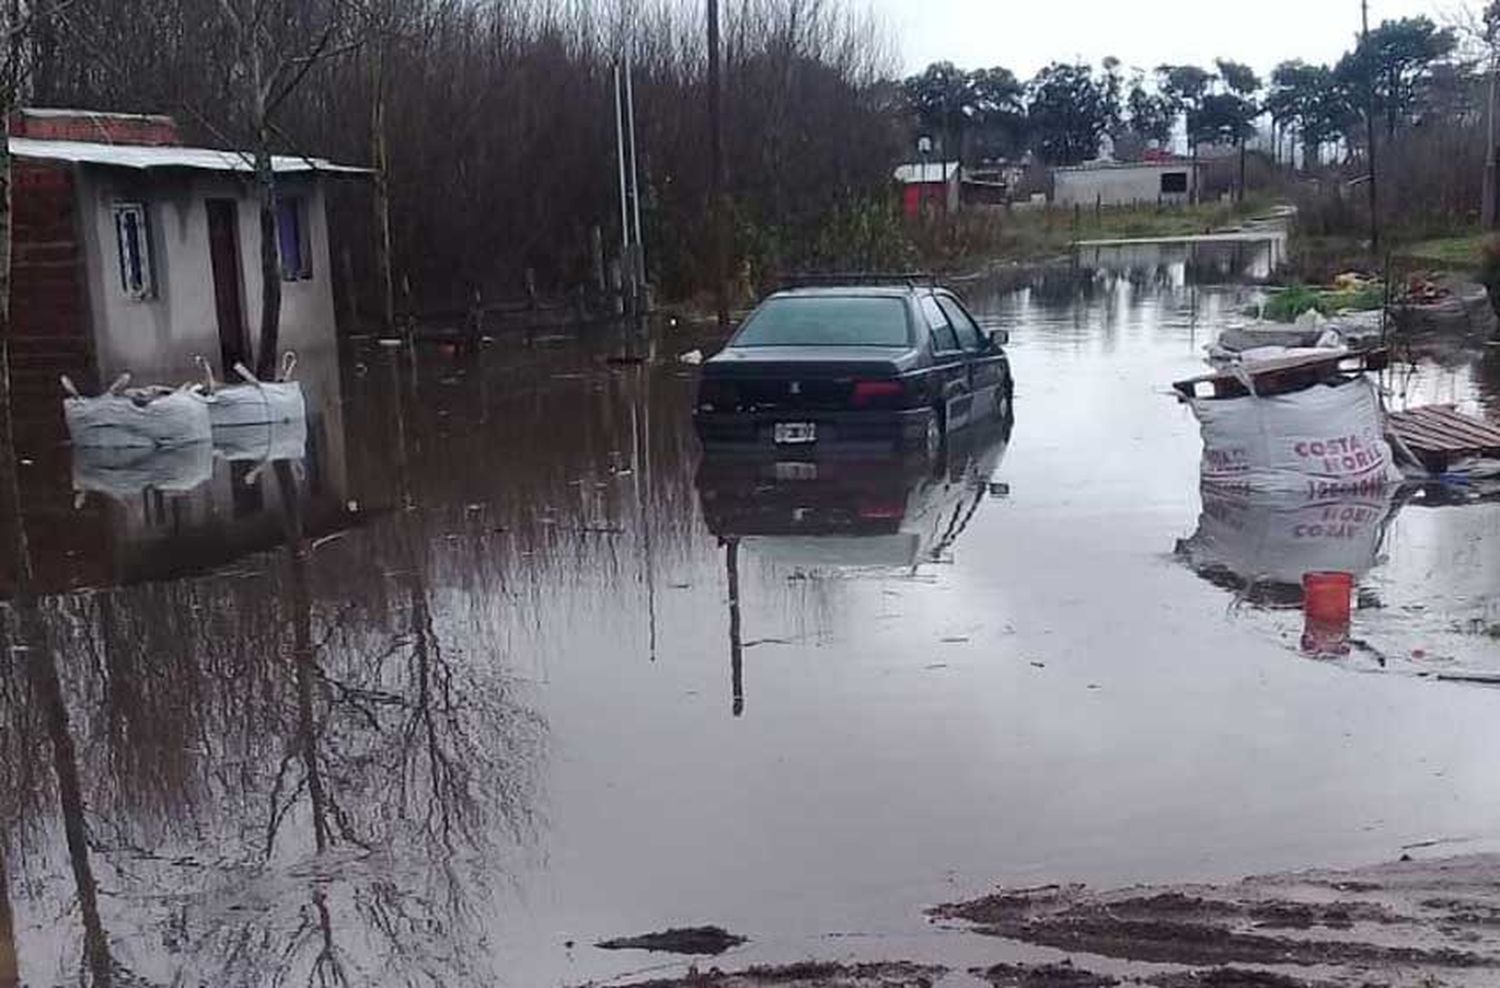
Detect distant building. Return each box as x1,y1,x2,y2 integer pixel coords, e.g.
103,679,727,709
1052,158,1202,208
961,160,1028,208
7,108,367,411
893,161,961,218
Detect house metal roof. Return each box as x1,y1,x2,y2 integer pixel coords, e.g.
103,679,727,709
9,137,371,175
19,108,175,123
1053,159,1203,173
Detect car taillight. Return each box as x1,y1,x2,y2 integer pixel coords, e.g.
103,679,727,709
858,501,906,519
852,380,903,407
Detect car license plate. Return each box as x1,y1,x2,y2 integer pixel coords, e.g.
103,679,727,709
773,422,817,445
774,460,818,481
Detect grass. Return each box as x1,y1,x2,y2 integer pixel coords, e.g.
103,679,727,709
1397,231,1489,270
911,196,1279,270
1259,282,1385,322
1287,228,1488,280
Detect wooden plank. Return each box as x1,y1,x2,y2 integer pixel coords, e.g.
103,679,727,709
1173,348,1389,398
1388,405,1500,458
1390,424,1470,453
1390,420,1475,452
1388,416,1473,451
1420,407,1500,447
1394,409,1500,449
1386,416,1470,446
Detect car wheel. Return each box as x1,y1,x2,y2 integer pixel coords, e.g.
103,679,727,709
924,407,944,458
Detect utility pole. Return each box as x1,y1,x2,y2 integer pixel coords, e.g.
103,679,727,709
613,60,632,314
707,0,729,328
624,53,645,308
1362,0,1381,256
1486,13,1500,228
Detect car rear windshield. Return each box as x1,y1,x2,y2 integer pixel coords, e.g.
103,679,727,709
731,296,912,348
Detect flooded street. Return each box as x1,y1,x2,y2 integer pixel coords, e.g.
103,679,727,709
5,245,1500,986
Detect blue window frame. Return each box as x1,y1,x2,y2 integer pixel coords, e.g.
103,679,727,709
113,202,153,300
276,196,312,281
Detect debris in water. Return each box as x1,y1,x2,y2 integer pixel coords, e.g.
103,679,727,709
972,959,1120,986
595,925,747,955
679,349,704,365
609,961,943,986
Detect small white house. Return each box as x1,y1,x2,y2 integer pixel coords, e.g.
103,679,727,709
1052,159,1201,208
9,108,368,394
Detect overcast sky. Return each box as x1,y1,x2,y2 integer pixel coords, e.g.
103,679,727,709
869,0,1461,79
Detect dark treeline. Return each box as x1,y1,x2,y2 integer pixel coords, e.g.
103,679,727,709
19,0,899,311
14,1,1500,315
902,11,1497,237
902,16,1463,171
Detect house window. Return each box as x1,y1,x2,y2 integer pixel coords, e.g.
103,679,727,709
1160,172,1189,194
113,203,154,300
276,196,312,281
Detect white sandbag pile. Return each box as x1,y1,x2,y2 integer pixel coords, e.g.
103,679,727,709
197,355,307,428
1188,375,1403,496
71,442,213,500
64,385,212,448
212,417,308,463
204,380,307,428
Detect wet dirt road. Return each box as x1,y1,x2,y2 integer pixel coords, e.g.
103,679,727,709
3,243,1499,986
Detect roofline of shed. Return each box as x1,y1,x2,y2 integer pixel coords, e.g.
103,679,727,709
7,137,372,176
1052,160,1206,173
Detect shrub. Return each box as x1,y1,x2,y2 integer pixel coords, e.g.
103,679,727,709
1477,237,1500,318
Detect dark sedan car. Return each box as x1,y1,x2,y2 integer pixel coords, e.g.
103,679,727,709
692,282,1012,454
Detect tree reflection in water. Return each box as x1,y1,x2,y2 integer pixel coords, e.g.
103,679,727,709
0,357,544,986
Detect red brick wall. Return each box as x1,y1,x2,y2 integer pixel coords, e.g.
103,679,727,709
8,161,108,591
9,109,181,146
11,161,94,410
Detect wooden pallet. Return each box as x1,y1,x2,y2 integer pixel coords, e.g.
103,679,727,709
1173,348,1390,400
1387,404,1500,472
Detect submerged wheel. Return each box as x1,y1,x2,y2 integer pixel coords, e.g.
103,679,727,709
924,406,944,458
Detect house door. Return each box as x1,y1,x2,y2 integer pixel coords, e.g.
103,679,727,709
206,199,249,378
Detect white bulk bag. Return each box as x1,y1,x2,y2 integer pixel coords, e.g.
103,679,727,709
1179,485,1399,587
212,416,308,463
72,442,213,499
203,380,306,429
1188,377,1403,495
64,390,212,448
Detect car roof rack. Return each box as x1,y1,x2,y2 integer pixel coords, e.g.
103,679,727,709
778,272,941,290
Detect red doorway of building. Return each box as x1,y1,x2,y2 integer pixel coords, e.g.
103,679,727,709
206,199,250,377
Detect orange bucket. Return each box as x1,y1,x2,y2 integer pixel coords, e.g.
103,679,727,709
1303,571,1354,625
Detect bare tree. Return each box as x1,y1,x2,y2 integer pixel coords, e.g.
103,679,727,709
213,0,358,378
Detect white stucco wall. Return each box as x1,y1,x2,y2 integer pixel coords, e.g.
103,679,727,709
75,167,338,386
1053,165,1197,208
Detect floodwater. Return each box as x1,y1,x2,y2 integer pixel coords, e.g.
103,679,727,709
3,240,1500,987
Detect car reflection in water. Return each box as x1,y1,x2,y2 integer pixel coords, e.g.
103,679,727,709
695,415,1014,715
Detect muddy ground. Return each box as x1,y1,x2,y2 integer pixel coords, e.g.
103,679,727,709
600,855,1500,987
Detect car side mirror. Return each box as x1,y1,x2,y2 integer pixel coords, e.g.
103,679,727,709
988,328,1010,348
